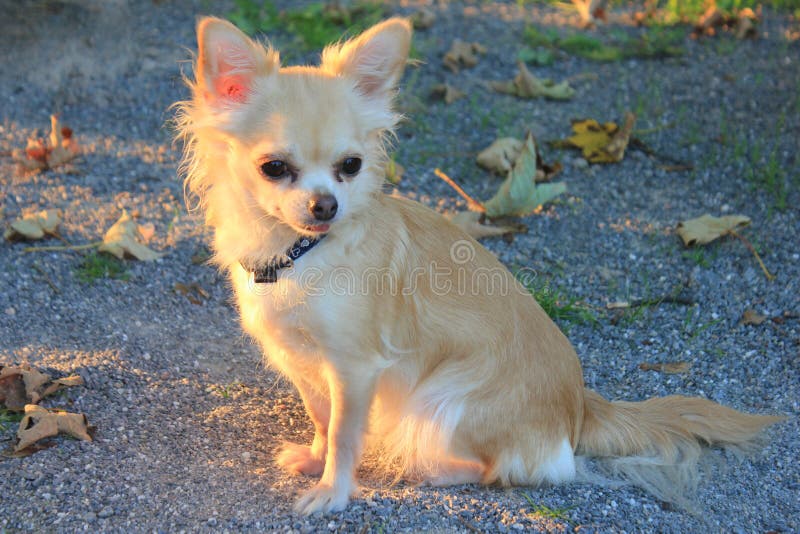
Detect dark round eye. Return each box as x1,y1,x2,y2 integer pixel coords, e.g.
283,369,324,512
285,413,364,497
340,157,362,176
260,160,288,179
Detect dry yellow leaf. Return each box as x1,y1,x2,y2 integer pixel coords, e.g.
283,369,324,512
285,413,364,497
15,404,92,452
554,112,636,163
740,309,767,326
13,115,79,173
138,222,156,244
476,138,524,175
676,214,751,246
639,362,691,374
98,210,163,261
4,210,61,241
0,364,84,409
490,61,575,100
443,39,486,73
430,83,466,105
446,211,526,240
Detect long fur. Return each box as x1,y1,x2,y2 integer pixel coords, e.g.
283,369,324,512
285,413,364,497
175,17,784,514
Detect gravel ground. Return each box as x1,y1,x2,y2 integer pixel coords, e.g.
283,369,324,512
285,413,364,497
1,1,798,532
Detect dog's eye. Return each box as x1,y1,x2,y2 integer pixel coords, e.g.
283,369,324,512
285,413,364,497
340,157,362,176
260,160,289,180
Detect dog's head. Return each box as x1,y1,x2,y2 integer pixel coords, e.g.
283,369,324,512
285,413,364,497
180,16,411,238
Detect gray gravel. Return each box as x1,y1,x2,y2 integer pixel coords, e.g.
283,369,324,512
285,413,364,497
1,1,798,532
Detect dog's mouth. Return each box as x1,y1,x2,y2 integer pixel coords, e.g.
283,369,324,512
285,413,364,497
300,223,331,234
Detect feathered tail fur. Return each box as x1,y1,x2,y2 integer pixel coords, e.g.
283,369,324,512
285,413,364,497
577,389,784,507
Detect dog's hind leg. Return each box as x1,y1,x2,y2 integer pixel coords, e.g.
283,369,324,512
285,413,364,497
424,457,486,486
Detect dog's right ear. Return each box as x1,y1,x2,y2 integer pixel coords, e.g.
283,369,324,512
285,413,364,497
195,17,278,106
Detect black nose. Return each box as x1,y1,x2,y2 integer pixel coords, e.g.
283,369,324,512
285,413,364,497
308,193,338,221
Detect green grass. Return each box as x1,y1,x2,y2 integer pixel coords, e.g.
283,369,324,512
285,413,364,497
0,408,24,431
518,274,597,326
560,34,623,61
75,252,130,283
522,493,574,525
523,24,683,64
682,248,712,268
229,0,386,52
747,150,790,213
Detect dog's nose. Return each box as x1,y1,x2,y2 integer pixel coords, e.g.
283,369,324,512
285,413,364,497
308,193,338,221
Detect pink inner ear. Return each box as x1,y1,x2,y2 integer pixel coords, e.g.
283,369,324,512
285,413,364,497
204,39,256,104
215,74,250,103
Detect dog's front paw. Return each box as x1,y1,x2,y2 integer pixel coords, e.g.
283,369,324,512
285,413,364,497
277,442,325,476
293,481,356,515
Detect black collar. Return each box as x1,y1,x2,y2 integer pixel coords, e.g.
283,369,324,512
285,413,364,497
241,234,326,284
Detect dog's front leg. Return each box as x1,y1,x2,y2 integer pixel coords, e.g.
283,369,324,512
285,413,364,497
278,380,330,476
293,365,376,514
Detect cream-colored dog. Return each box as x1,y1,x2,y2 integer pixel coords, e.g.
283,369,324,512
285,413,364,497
176,16,781,514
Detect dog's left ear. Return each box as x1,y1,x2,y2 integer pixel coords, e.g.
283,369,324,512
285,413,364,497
321,18,412,104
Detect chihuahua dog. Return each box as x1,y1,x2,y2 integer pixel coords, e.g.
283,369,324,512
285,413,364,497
176,17,781,514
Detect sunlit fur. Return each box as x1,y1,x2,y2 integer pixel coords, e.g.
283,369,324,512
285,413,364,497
175,17,783,515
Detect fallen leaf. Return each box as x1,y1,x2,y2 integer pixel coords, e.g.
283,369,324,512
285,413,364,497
553,113,636,163
693,5,759,39
430,83,466,104
484,134,567,218
15,404,92,452
40,375,85,400
477,136,562,182
137,223,156,244
604,112,636,162
174,282,210,305
695,5,724,35
411,7,436,29
191,245,212,265
0,364,84,409
0,373,28,411
736,8,758,39
384,158,404,184
443,39,486,73
446,211,527,240
740,309,767,326
13,115,79,173
476,138,524,175
98,210,163,261
638,362,691,374
4,210,61,241
490,61,575,100
676,214,751,247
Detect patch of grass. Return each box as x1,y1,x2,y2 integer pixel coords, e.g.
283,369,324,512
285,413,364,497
517,45,555,66
633,26,686,58
524,24,684,64
682,248,712,268
659,0,800,23
744,119,791,214
75,252,130,283
523,26,559,48
561,34,623,61
686,317,724,341
229,0,386,52
518,274,597,327
0,408,24,431
522,493,574,525
747,150,789,213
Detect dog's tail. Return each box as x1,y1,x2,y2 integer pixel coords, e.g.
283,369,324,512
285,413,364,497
576,389,783,506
